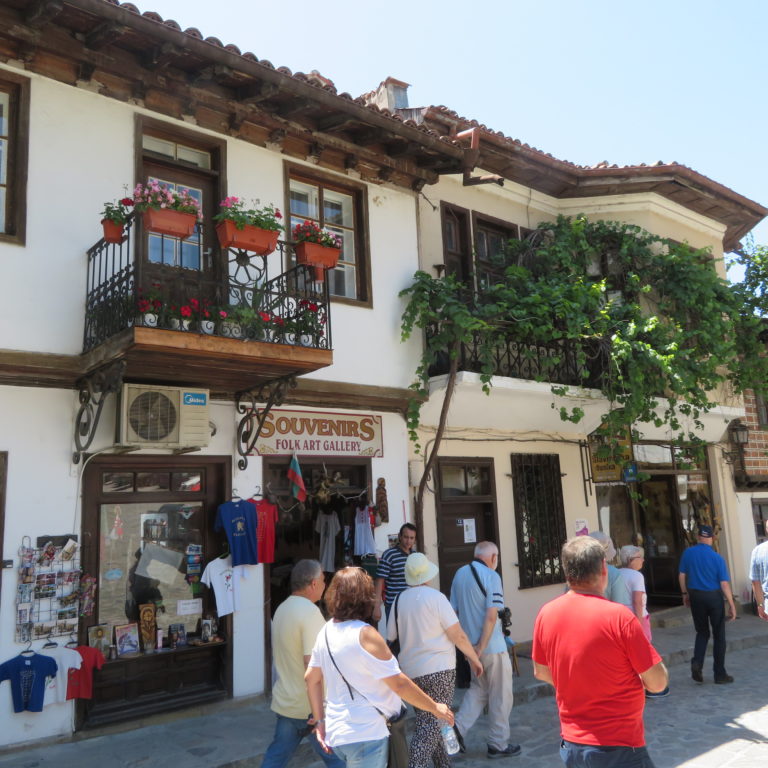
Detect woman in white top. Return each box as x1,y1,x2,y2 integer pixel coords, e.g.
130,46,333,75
387,553,482,768
306,567,454,768
619,545,651,641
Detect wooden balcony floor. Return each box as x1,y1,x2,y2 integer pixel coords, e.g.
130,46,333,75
81,327,333,395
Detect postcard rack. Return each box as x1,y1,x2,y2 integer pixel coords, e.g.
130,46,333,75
15,535,81,644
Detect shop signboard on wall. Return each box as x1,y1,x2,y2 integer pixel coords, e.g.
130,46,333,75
588,433,632,483
253,409,384,457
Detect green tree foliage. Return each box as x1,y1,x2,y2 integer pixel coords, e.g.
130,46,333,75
400,216,768,459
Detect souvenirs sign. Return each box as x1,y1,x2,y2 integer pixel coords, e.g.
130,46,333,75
253,409,384,457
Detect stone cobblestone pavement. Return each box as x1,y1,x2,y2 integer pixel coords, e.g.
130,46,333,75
0,614,766,768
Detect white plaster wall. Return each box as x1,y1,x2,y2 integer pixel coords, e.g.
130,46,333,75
0,63,421,391
0,66,135,355
414,427,594,642
0,386,82,745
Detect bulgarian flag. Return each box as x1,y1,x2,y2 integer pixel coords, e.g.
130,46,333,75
287,453,307,502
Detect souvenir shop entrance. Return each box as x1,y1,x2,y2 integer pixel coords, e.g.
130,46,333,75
595,442,713,606
263,457,372,616
80,456,231,728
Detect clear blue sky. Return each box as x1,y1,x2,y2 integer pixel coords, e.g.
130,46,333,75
141,0,768,253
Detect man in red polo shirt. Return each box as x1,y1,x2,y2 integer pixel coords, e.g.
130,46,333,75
532,536,668,768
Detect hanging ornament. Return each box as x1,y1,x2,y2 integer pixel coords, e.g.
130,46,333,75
109,505,124,540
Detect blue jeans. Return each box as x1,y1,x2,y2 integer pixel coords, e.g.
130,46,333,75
262,714,344,768
334,736,389,768
560,741,655,768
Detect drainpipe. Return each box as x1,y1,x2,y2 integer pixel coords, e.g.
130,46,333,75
455,127,504,187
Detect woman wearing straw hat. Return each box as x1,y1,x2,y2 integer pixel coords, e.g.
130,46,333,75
387,553,483,768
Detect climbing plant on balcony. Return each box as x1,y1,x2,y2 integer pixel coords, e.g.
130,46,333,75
400,215,768,525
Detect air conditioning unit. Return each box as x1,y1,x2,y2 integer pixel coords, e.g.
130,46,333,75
118,384,210,448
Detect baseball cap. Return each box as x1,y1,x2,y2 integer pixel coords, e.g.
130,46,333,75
698,524,713,538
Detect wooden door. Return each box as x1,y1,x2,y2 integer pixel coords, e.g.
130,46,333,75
435,459,498,596
639,476,684,604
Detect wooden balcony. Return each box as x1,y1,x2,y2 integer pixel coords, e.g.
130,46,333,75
83,217,332,395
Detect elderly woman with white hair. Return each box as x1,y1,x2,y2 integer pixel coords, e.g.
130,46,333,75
619,545,651,642
589,531,632,609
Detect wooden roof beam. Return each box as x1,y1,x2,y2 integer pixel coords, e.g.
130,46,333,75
275,97,314,120
25,0,63,29
237,81,281,105
315,113,359,133
142,41,187,72
83,20,128,51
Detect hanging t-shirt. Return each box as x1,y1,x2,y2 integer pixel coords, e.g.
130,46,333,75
253,499,279,564
0,653,57,713
215,499,258,566
353,505,376,556
39,646,82,705
315,512,341,572
66,646,105,700
201,555,247,616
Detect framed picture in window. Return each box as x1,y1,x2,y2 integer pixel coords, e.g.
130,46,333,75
114,622,140,656
88,624,110,655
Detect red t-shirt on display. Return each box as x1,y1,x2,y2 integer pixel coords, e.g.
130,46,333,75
253,499,279,564
66,646,105,700
532,591,661,747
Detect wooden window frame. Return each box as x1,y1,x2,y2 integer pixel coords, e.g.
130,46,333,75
0,71,30,245
472,211,520,288
440,201,471,282
134,115,227,276
285,162,371,307
511,453,568,589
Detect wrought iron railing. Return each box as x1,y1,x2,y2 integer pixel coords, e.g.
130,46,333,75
426,325,605,388
83,215,331,353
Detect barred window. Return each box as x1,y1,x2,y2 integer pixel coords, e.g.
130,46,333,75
511,453,567,588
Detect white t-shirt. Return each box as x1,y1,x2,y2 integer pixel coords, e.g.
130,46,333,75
40,646,81,705
309,619,401,747
387,585,459,678
620,568,648,617
201,555,247,617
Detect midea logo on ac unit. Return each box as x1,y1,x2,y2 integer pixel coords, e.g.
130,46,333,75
183,392,207,406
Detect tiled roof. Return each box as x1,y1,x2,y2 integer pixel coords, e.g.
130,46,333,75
101,1,461,149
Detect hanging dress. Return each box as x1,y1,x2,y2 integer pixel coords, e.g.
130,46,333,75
353,505,377,556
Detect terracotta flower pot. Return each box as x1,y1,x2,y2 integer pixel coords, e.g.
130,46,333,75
215,221,280,255
142,209,197,240
294,241,341,281
101,219,125,244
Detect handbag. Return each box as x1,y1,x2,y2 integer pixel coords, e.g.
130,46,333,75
386,592,402,658
324,627,408,768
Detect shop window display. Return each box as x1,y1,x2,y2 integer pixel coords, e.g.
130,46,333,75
99,502,205,647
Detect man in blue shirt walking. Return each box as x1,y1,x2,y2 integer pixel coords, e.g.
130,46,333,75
450,541,520,759
678,524,737,684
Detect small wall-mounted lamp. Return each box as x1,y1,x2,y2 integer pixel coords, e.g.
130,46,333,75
723,419,749,468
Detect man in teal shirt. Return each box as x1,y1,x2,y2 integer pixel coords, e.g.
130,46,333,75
678,524,736,684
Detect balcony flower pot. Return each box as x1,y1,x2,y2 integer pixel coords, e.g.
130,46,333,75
139,312,158,328
101,219,126,244
143,209,197,240
215,220,279,255
219,320,243,339
169,318,193,332
295,242,341,281
199,319,216,335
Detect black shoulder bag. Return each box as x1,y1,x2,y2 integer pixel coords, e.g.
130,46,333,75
386,591,401,658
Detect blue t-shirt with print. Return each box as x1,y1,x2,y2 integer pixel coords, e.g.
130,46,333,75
0,653,57,712
215,500,258,566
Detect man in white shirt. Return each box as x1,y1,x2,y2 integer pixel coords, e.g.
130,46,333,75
263,560,343,768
